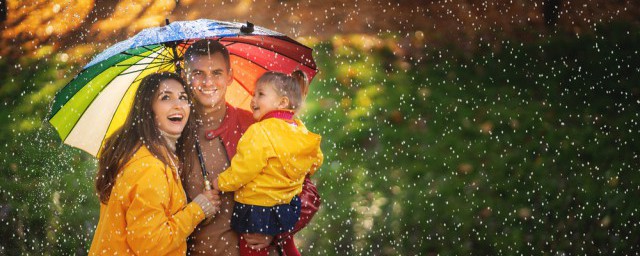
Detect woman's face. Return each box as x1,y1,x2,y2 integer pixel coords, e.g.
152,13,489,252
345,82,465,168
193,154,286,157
152,79,190,136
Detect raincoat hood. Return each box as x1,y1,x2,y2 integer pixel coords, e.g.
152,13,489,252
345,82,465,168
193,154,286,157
265,117,322,179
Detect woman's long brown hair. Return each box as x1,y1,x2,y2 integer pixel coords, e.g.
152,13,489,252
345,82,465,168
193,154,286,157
177,75,200,181
95,72,195,204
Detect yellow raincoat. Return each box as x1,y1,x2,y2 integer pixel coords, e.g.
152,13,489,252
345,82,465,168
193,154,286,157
89,146,205,255
217,118,323,207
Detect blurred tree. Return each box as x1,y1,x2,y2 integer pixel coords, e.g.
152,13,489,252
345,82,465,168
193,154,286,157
544,0,561,28
1,1,639,255
2,1,639,64
1,0,7,22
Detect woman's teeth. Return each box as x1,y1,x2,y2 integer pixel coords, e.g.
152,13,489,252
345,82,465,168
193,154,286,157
168,114,183,122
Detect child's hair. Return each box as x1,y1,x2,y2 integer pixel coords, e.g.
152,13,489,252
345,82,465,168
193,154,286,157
96,72,194,204
256,70,309,110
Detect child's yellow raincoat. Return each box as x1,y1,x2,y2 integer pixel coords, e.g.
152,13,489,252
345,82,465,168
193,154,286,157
217,117,323,207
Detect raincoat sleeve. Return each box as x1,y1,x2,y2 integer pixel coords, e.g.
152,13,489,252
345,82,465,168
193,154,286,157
124,163,205,255
309,146,324,176
218,123,276,192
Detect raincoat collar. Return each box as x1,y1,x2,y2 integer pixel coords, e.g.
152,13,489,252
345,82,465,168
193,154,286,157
260,110,296,123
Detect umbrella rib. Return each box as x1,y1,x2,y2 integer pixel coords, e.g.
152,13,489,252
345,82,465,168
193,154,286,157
142,46,174,60
122,52,156,59
130,62,175,84
121,47,164,59
222,40,317,71
115,62,165,67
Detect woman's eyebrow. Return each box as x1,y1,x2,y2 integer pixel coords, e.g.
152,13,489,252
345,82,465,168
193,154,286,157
158,90,175,95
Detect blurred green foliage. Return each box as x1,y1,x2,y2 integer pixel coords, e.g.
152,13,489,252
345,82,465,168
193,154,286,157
0,57,98,255
1,22,639,255
300,22,640,255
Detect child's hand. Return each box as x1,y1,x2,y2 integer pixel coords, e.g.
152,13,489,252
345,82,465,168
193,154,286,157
243,233,273,250
212,178,220,190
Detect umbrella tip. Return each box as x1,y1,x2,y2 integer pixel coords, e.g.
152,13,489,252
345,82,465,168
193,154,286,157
240,21,254,34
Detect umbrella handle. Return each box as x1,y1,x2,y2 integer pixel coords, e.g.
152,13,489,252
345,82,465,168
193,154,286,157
195,139,212,191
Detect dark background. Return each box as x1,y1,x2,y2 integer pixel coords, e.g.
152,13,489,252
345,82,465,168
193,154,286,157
1,1,639,255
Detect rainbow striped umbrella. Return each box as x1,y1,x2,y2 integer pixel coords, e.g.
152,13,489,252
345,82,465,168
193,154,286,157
47,19,317,156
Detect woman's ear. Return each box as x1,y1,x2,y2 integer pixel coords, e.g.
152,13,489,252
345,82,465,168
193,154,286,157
278,96,290,109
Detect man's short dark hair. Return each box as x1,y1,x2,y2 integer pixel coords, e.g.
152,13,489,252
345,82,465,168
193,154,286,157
183,39,231,70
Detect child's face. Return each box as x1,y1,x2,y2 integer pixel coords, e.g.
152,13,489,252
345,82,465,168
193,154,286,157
250,82,288,120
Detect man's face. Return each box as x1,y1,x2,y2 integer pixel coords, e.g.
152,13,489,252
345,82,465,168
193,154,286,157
184,53,232,110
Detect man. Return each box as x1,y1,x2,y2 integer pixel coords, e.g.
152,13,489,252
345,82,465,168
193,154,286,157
180,39,320,256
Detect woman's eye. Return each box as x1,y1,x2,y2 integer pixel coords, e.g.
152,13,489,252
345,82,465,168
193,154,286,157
179,95,188,100
161,95,170,100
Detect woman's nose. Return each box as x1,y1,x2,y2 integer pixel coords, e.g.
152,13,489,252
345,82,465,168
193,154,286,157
172,98,187,107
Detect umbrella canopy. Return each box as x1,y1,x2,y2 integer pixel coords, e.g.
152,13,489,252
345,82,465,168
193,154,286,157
48,19,317,156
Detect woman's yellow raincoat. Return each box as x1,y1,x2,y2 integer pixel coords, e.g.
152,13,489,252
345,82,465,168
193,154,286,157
89,146,205,255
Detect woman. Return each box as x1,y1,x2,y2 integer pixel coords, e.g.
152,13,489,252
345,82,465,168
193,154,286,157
89,72,220,255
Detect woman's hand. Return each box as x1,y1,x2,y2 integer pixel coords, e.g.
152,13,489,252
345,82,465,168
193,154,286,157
243,233,273,250
193,189,221,218
203,189,221,212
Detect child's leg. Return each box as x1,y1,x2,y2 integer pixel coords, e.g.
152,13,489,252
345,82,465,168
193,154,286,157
240,233,269,256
